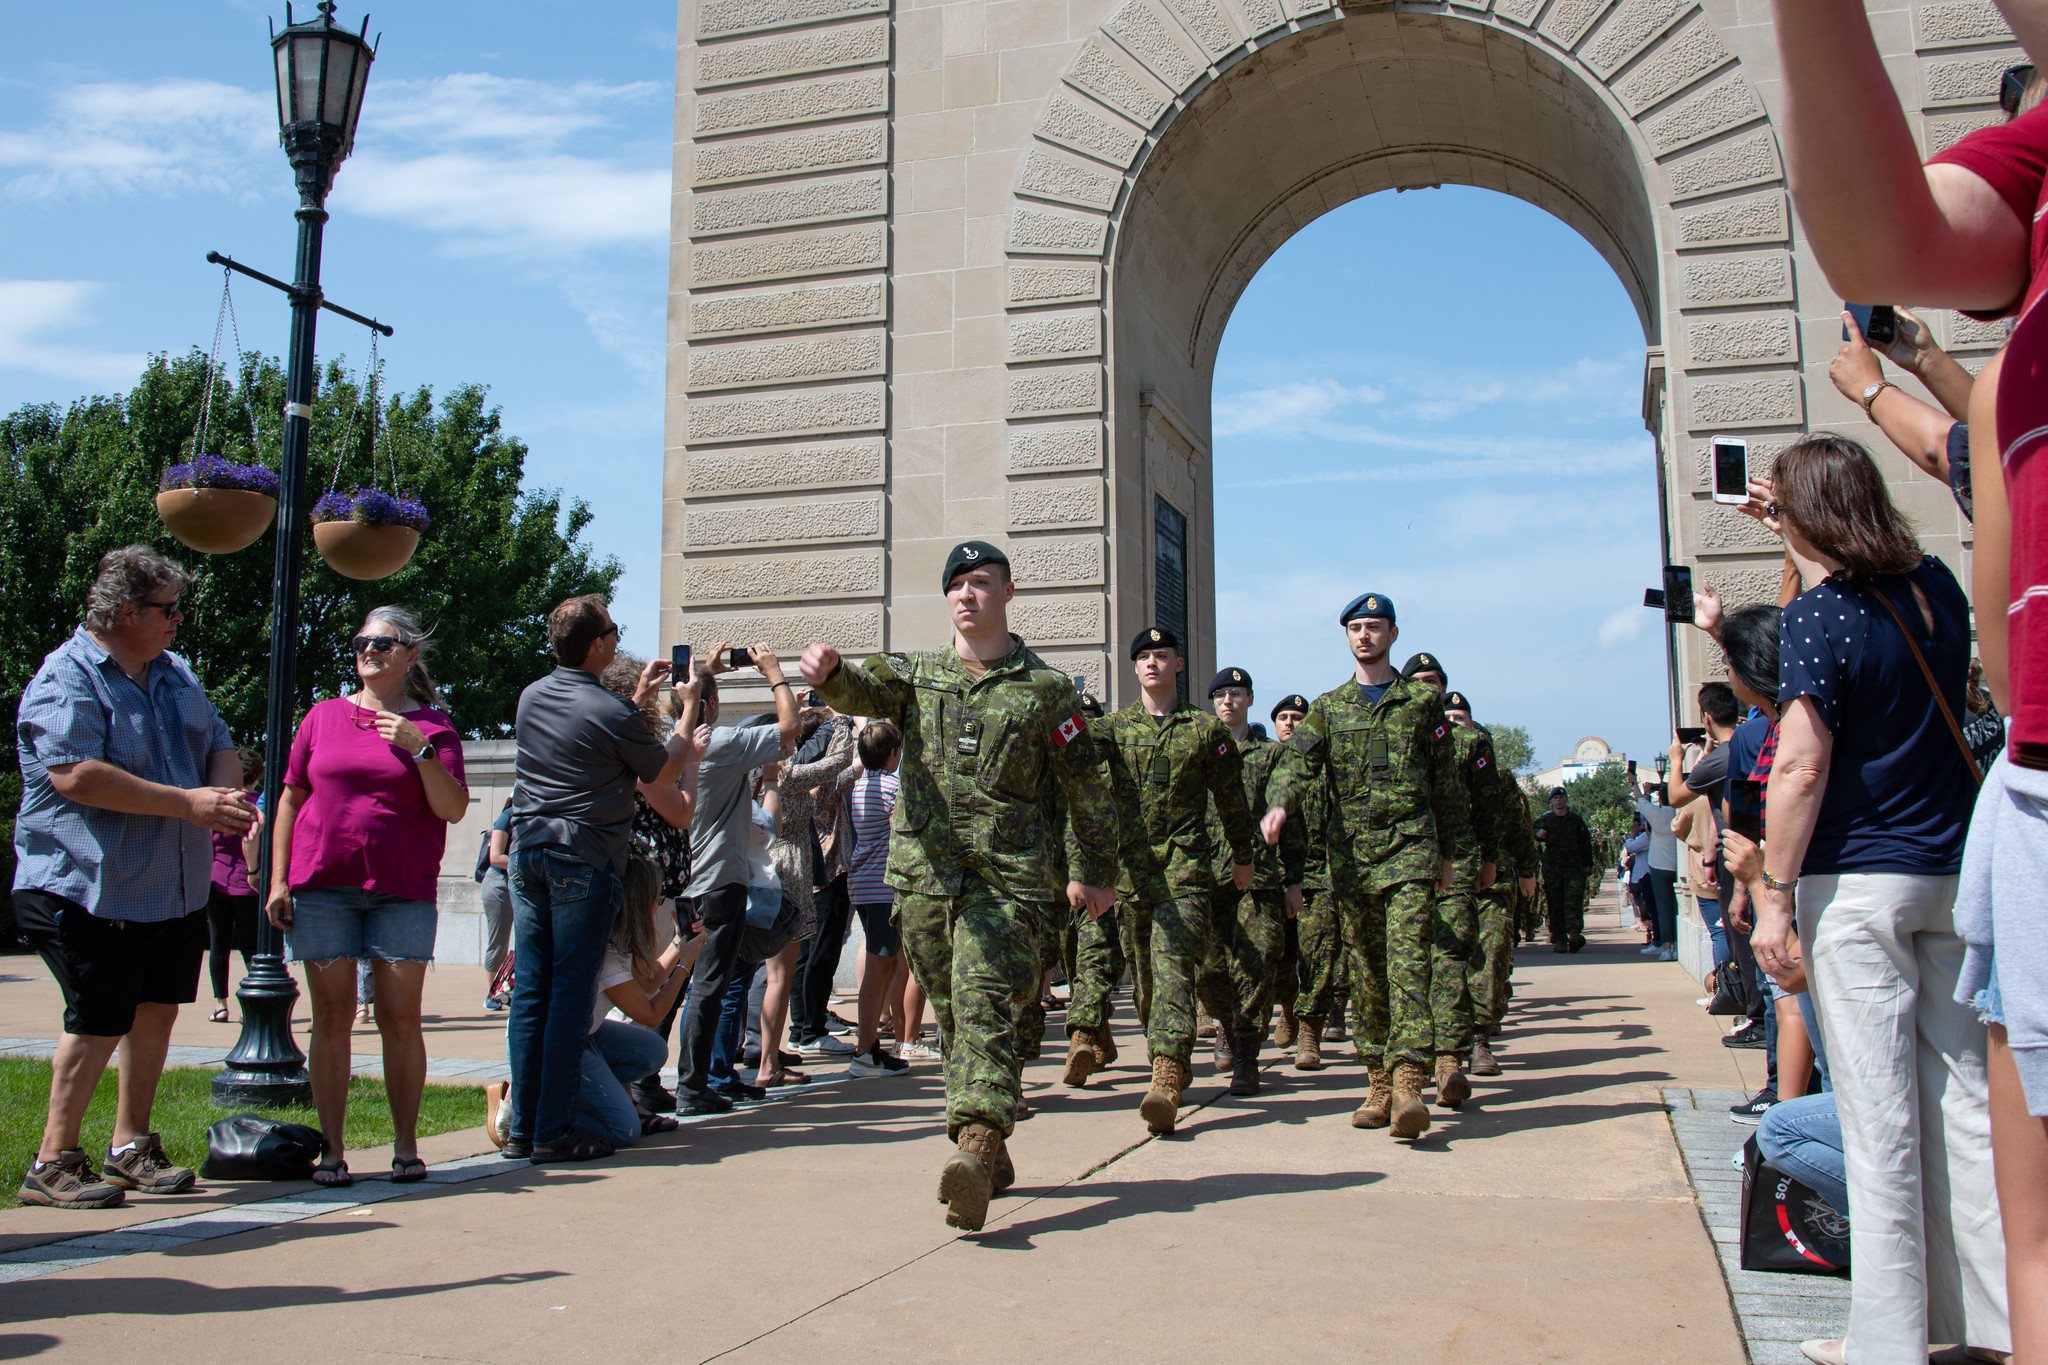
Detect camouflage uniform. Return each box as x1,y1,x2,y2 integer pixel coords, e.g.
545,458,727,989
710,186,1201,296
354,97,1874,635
1471,752,1538,1032
1057,758,1141,1044
1432,723,1503,1059
816,636,1118,1139
1092,700,1257,1067
1197,729,1305,1046
1533,805,1595,946
1268,677,1468,1070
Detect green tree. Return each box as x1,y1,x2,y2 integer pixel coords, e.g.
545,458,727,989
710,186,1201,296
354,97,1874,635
1561,759,1636,869
1486,722,1535,774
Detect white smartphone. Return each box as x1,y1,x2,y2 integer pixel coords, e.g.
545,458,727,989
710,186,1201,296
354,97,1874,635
1711,435,1749,506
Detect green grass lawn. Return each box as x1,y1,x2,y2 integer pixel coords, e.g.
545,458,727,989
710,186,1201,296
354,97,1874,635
0,1057,485,1207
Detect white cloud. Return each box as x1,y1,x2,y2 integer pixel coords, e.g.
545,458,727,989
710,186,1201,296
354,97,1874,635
0,79,275,201
0,280,146,388
1215,351,1642,440
1213,379,1381,437
335,151,666,250
1598,604,1646,647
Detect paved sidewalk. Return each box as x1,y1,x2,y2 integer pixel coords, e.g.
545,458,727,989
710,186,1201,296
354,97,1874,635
0,894,1782,1363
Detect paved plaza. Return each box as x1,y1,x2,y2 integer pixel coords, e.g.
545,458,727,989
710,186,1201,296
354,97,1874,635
0,890,1807,1364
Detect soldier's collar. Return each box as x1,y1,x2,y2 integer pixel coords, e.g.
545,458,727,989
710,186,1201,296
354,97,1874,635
951,633,1028,680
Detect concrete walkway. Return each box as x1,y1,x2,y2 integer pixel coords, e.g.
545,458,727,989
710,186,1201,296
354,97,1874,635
0,894,1777,1363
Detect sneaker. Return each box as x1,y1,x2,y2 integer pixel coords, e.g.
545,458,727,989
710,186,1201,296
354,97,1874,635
1730,1089,1778,1124
102,1133,196,1194
896,1040,940,1061
678,1086,734,1116
1639,945,1661,956
483,994,506,1012
826,1010,858,1033
849,1046,910,1077
1658,948,1677,962
19,1149,125,1209
712,1079,768,1103
797,1034,857,1058
1722,1022,1767,1049
631,1079,676,1113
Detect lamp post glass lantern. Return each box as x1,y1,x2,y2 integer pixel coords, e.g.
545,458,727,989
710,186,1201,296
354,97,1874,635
213,1,380,1109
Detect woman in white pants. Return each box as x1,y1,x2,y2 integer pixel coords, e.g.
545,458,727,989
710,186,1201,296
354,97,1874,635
1742,435,2006,1365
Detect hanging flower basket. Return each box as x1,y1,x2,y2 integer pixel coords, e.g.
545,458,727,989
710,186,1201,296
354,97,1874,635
311,489,428,581
155,457,280,554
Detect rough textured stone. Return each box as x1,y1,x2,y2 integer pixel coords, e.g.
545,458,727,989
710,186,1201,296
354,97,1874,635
1007,366,1105,418
1925,110,2004,154
1009,534,1107,587
1008,263,1102,308
1946,312,2011,349
1580,0,1686,78
1287,0,1332,17
689,224,888,287
1035,649,1109,699
677,604,884,653
1687,375,1804,431
1064,38,1173,129
694,19,891,89
1103,0,1205,95
686,330,886,390
692,121,888,187
1493,0,1545,23
1017,147,1124,211
1679,252,1794,309
1663,128,1783,203
1007,206,1111,256
695,0,889,40
1228,0,1288,38
686,382,886,443
1537,0,1615,52
1162,0,1242,60
683,547,885,602
1006,310,1104,363
690,171,888,237
1006,422,1105,473
1009,477,1106,530
1037,93,1147,170
1641,71,1764,157
684,494,885,548
1612,12,1733,115
684,438,887,496
688,279,886,338
693,72,890,137
1673,190,1788,252
1690,435,1791,493
1924,53,2015,107
1010,592,1109,645
1708,564,1790,611
1684,314,1799,369
1915,1,2013,48
1695,503,1786,554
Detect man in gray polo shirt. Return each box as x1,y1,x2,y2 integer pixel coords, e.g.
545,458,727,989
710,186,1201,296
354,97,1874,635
675,644,798,1113
504,595,700,1161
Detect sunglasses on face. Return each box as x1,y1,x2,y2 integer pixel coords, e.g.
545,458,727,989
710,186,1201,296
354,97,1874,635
352,635,404,657
598,621,621,640
139,598,182,618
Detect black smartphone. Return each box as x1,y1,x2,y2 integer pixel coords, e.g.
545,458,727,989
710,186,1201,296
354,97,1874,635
1677,726,1706,745
1643,588,1666,610
671,644,691,681
1844,303,1897,346
1663,565,1695,624
1711,435,1749,506
727,647,751,670
1726,777,1764,842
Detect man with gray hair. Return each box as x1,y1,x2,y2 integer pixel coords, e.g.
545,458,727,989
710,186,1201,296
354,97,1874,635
14,546,252,1208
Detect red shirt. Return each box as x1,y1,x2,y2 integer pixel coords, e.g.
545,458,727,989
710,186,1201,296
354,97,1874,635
1929,102,2048,317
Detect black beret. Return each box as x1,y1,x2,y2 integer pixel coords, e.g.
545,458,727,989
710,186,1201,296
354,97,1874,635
1340,592,1396,625
1207,666,1252,697
1078,692,1105,718
1130,626,1181,659
1400,652,1445,682
942,540,1009,591
1270,693,1310,720
1443,690,1472,714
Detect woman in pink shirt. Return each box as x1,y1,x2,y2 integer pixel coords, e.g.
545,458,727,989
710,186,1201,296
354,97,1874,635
265,607,468,1186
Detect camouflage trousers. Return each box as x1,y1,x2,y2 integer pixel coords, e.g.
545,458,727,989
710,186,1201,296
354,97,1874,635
1118,890,1215,1066
1469,882,1517,1030
1064,902,1126,1035
1290,884,1341,1020
1544,874,1587,943
1342,879,1442,1070
898,884,1049,1140
1430,862,1483,1059
1195,886,1287,1044
1517,881,1546,939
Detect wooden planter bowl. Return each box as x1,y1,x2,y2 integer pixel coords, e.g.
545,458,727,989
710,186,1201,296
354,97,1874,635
155,488,276,554
313,521,421,580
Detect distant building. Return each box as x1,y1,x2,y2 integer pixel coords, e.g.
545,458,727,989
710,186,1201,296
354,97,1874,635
1529,736,1628,793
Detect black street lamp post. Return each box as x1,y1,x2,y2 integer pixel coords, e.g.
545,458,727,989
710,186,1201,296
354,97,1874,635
213,1,387,1108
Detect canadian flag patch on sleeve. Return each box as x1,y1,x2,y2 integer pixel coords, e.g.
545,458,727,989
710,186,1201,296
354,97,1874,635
1215,741,1230,758
1433,724,1448,741
1055,714,1086,746
1476,754,1490,769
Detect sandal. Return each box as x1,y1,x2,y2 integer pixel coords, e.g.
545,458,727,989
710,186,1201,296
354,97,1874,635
529,1128,614,1164
390,1155,428,1183
312,1157,353,1188
640,1113,681,1136
209,1006,230,1023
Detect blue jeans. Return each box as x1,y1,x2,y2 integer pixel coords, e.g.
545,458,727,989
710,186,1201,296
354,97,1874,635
577,1020,666,1146
1645,869,1678,947
1757,1091,1848,1214
1697,897,1731,970
710,959,762,1086
507,846,619,1146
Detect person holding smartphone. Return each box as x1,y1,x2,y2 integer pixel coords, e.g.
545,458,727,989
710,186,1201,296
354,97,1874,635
1828,306,1979,521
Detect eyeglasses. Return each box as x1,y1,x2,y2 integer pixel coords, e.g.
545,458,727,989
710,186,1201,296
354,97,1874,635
351,635,404,656
2002,64,2036,117
139,597,182,618
598,622,622,640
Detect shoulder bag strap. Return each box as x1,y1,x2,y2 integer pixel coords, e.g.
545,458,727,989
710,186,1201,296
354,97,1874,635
1859,578,1982,788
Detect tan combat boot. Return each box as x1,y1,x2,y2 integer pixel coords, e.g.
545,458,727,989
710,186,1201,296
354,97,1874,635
940,1124,1004,1230
1139,1056,1188,1134
1390,1061,1432,1138
1062,1030,1099,1088
1196,1009,1218,1039
1273,1002,1298,1050
991,1136,1015,1195
1470,1036,1500,1076
1435,1054,1471,1109
1095,1028,1118,1068
1212,1025,1235,1073
1295,1017,1325,1071
1351,1065,1392,1129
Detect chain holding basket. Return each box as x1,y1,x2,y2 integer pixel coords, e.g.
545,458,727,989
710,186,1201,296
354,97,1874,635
309,328,427,580
154,267,280,554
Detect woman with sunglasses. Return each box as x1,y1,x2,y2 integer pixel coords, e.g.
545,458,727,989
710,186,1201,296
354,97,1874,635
265,607,468,1186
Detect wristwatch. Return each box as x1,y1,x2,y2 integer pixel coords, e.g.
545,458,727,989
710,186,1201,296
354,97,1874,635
1859,380,1896,416
1761,870,1798,893
413,742,437,764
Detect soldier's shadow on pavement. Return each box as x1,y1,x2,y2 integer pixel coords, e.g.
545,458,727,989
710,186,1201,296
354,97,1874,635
970,1168,1384,1248
0,1332,59,1359
0,1267,567,1323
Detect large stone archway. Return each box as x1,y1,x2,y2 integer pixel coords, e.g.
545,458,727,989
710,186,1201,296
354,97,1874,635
666,0,2008,712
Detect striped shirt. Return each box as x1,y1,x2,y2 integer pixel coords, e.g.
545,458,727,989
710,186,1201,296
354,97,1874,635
847,769,898,905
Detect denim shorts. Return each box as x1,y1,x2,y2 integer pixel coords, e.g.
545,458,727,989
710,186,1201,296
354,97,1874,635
287,885,438,963
1975,954,2005,1028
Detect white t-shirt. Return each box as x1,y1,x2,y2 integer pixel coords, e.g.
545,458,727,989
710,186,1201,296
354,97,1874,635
1634,796,1679,872
592,943,636,1034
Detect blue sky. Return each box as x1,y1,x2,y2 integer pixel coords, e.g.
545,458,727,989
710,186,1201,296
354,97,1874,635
1,4,1673,768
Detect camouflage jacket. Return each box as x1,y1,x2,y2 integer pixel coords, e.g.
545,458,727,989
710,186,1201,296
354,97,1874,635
1496,776,1539,878
1267,674,1469,893
1447,722,1505,868
1207,730,1305,890
1092,699,1257,901
815,635,1118,904
1532,808,1594,880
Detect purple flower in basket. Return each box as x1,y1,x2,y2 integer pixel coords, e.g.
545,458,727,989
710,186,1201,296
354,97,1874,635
159,454,280,498
311,487,430,531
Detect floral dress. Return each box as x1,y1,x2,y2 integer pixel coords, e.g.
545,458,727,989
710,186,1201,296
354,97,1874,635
767,719,856,944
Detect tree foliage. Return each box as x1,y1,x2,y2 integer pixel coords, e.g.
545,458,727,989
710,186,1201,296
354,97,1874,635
1486,722,1535,774
1561,759,1637,868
